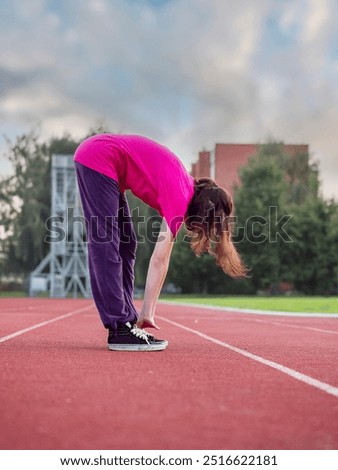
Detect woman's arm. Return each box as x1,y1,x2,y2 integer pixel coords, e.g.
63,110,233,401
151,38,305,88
136,218,174,329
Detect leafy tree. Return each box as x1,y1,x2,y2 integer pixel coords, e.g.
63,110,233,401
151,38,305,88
49,133,80,155
234,142,337,294
167,230,254,294
167,231,210,294
0,132,50,274
258,142,319,205
0,131,82,276
234,144,289,291
281,198,338,294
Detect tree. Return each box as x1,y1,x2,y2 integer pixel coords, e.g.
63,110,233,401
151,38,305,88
167,230,254,294
234,144,289,291
0,131,82,276
167,231,211,294
0,132,51,274
281,198,338,294
234,142,337,294
258,142,319,205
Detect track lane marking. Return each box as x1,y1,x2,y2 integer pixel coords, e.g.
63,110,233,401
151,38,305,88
158,315,338,399
166,314,338,334
251,317,338,335
0,304,94,344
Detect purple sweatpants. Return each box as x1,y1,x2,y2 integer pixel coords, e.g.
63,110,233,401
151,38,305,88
74,161,138,332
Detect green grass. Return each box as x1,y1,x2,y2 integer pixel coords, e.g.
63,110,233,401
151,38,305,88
0,291,87,299
159,295,338,314
1,291,337,313
0,291,26,298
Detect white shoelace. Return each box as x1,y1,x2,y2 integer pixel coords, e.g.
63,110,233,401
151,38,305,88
130,325,150,344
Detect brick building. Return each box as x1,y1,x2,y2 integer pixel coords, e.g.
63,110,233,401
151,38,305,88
191,143,309,193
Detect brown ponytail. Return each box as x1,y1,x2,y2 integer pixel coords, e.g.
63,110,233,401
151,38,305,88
185,177,248,278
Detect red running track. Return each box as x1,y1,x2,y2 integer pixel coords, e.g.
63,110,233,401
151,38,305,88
0,298,337,450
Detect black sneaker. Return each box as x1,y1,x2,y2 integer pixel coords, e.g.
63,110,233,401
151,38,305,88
107,322,168,351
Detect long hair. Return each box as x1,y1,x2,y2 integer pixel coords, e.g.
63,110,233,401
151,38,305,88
185,177,248,278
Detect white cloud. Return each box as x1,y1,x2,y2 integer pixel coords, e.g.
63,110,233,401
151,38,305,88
301,0,330,43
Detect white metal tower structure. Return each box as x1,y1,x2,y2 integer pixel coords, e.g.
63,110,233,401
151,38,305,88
29,155,91,298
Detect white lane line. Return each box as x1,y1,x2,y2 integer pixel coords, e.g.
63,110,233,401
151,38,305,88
306,326,338,334
158,315,338,399
158,300,338,318
251,318,338,335
0,304,94,344
161,314,338,335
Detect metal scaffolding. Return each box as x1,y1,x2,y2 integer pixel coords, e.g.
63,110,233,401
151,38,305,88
29,155,91,298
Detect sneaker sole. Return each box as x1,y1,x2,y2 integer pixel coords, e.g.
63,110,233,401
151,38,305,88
107,342,168,352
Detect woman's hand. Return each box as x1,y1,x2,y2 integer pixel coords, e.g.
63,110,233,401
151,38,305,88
136,316,160,330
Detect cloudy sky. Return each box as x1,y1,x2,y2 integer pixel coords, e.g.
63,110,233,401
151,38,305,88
1,0,337,198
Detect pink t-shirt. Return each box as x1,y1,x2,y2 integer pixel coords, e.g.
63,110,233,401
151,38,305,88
73,134,195,238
